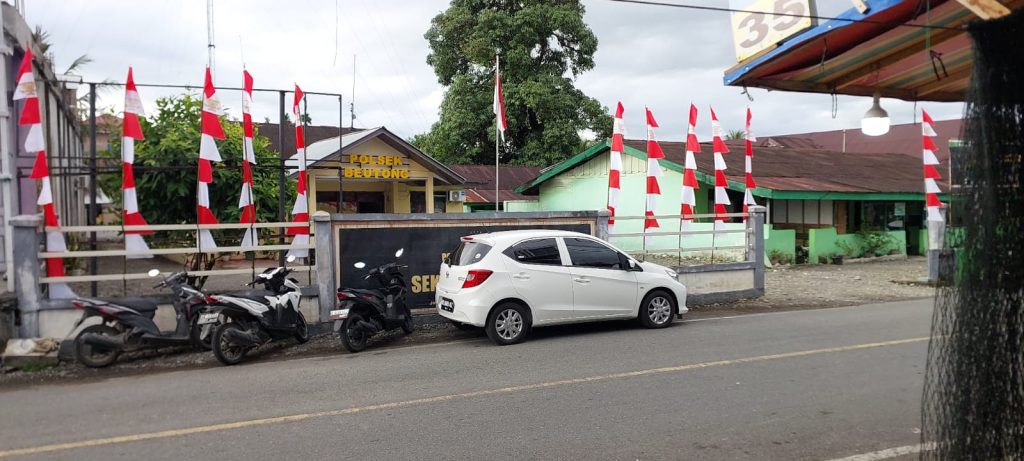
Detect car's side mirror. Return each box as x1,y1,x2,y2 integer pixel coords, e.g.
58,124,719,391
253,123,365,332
628,259,637,270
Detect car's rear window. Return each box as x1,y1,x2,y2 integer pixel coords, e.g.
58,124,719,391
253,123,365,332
449,241,492,266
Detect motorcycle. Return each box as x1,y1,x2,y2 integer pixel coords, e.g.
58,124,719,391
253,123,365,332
71,269,211,368
203,256,309,365
331,248,413,352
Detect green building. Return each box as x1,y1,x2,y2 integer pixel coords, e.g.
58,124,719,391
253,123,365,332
516,137,951,264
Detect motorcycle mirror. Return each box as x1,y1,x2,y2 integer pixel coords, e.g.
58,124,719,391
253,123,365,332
395,248,404,258
286,255,297,263
354,262,366,269
148,269,160,277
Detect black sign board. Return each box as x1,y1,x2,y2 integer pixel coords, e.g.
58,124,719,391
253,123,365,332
337,223,591,307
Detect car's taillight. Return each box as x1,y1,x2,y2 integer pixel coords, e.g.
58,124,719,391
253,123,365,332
462,269,493,289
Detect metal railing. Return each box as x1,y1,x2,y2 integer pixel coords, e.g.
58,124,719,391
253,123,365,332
37,222,314,285
608,212,754,264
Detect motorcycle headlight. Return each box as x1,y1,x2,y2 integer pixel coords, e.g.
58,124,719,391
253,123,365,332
665,268,678,279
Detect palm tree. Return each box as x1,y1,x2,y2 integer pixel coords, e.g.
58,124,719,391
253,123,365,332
31,25,92,74
726,129,745,140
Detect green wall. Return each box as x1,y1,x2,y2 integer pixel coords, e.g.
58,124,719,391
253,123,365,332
536,152,752,256
765,225,796,263
807,227,907,264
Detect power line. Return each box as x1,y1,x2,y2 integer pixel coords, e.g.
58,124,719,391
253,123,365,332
603,0,963,31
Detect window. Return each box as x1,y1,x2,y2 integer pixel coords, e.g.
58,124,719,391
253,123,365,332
449,241,492,266
565,238,623,269
503,238,562,265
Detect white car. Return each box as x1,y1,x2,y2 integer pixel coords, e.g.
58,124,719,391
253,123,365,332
436,230,688,345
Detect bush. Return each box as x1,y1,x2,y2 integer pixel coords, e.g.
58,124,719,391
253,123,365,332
857,230,896,257
768,249,793,265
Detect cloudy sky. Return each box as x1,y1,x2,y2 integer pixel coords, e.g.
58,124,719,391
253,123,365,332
26,0,965,142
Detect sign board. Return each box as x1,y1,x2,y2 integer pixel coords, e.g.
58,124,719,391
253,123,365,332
343,154,411,179
337,223,591,307
730,0,816,62
894,202,906,217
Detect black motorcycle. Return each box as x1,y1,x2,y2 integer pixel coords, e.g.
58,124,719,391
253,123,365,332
332,248,413,352
71,270,210,368
204,256,309,365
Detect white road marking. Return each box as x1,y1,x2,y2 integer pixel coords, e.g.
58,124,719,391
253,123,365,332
825,442,936,461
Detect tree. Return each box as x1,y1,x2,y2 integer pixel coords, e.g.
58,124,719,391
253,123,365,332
726,130,745,140
414,0,612,167
100,95,294,243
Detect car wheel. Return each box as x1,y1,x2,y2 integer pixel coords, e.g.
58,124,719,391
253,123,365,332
486,302,529,345
639,290,675,329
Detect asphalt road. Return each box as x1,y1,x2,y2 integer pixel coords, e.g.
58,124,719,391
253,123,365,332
0,299,935,460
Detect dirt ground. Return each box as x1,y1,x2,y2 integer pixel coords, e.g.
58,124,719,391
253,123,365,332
3,257,936,387
687,256,935,318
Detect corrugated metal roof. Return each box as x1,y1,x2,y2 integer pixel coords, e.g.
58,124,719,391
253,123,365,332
764,118,962,160
622,138,948,194
448,165,543,203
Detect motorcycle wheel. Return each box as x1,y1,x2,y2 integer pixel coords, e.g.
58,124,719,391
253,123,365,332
190,315,214,351
74,324,121,368
212,322,247,366
401,309,414,335
294,312,310,344
339,313,368,353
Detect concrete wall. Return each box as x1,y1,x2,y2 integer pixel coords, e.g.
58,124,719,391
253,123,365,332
677,262,760,305
765,225,796,263
807,227,907,264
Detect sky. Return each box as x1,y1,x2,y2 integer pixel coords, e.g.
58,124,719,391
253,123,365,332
24,0,965,143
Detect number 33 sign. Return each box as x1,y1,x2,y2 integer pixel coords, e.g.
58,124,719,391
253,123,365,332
730,0,815,62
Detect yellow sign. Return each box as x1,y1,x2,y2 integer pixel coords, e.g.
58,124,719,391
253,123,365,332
730,0,815,62
343,154,410,179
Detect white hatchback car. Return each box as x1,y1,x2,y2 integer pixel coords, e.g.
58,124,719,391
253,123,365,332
436,230,688,345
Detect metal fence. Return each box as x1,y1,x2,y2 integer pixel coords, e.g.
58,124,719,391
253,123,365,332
607,211,756,265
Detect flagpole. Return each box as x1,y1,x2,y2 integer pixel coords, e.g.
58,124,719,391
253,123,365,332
495,54,500,212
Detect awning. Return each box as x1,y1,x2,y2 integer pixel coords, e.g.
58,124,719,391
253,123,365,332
724,0,1023,102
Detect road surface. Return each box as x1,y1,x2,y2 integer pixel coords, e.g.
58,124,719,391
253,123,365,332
0,299,935,460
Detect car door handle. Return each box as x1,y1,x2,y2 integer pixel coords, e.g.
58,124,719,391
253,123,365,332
573,277,590,284
512,272,530,280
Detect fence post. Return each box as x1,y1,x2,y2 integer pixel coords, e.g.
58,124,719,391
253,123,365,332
596,210,610,241
749,206,766,296
312,211,336,322
11,215,43,338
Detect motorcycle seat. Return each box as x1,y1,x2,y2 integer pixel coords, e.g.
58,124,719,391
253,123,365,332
234,290,275,303
104,297,159,312
343,288,382,299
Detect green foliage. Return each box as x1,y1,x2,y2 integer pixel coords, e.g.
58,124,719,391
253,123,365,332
415,0,612,167
100,95,294,240
768,249,793,265
856,230,896,257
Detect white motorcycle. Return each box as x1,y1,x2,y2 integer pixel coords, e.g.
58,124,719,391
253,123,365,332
201,256,309,365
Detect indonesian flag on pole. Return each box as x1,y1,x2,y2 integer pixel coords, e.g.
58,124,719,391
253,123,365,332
607,102,625,233
742,107,757,218
122,67,153,258
922,109,944,223
681,103,700,233
197,67,224,251
239,70,258,248
493,55,507,142
287,84,310,259
710,107,731,232
645,108,664,247
16,48,74,298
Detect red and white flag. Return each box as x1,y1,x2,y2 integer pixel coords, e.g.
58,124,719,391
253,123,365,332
742,108,757,217
493,56,507,141
197,67,224,251
122,67,153,258
16,49,74,298
681,103,700,233
710,107,731,232
644,108,664,247
287,84,310,258
607,102,625,233
921,110,944,223
238,70,258,248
